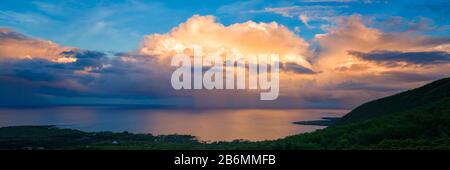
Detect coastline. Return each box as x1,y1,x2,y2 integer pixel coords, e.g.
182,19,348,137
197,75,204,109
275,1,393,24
293,117,341,126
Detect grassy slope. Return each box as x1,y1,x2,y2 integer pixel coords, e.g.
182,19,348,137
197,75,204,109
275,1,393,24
1,78,450,150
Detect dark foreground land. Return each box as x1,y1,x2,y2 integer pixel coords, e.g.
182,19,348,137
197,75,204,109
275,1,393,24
1,78,450,150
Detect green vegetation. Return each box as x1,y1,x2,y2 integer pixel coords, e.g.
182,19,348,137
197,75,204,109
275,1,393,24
267,98,450,150
1,78,450,150
339,78,450,124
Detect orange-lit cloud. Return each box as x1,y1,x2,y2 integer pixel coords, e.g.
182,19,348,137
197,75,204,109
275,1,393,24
304,15,450,106
0,28,77,63
313,15,450,77
138,15,312,68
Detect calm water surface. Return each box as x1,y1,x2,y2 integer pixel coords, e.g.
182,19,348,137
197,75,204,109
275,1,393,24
0,106,348,141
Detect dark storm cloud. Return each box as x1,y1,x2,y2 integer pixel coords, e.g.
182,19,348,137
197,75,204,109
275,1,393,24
0,49,109,81
59,50,108,70
0,49,113,101
0,59,59,81
0,28,27,40
0,49,180,106
281,62,317,74
348,50,450,66
417,36,450,47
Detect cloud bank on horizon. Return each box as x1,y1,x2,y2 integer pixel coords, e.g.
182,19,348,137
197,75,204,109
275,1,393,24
0,0,449,108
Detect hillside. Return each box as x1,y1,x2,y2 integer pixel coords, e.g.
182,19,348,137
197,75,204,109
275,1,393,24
339,78,450,124
267,97,450,149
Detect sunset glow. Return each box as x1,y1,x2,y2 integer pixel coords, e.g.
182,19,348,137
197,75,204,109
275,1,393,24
0,0,449,109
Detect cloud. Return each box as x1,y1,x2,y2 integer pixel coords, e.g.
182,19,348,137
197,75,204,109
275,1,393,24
297,14,450,107
0,49,110,91
0,11,51,25
281,62,317,74
256,5,349,25
1,14,450,109
0,28,76,62
299,15,312,29
138,15,312,68
0,46,182,107
313,15,450,70
375,16,450,34
131,15,321,107
349,50,450,66
0,30,129,105
263,6,302,17
60,50,109,69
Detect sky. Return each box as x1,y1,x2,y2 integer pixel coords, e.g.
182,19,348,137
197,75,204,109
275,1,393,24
0,0,449,108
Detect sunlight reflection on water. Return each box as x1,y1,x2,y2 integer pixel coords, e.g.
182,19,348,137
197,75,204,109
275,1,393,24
0,106,348,141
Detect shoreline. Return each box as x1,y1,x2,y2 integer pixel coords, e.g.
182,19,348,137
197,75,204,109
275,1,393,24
293,117,340,126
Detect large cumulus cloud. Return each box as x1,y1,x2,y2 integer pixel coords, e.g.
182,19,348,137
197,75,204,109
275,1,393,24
1,14,450,108
138,15,312,68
